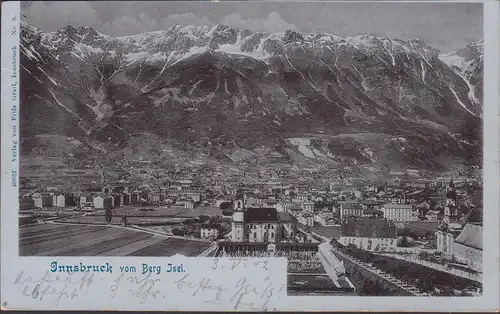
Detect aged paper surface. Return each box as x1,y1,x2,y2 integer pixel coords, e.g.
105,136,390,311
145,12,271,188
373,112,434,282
1,0,499,311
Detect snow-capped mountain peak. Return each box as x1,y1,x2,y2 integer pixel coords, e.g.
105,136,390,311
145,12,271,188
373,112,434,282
18,22,483,171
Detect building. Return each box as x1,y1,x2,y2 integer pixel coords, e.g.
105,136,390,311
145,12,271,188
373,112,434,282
295,193,310,202
93,196,104,209
339,202,364,219
362,209,384,219
244,208,280,243
296,232,307,243
122,193,131,205
301,201,315,213
390,194,407,204
201,224,219,240
315,208,333,226
177,198,194,209
381,204,414,221
436,207,483,269
277,212,297,240
436,225,461,258
53,194,66,208
298,212,314,227
78,193,93,208
113,194,123,207
443,180,460,224
131,192,139,204
453,223,482,271
148,192,162,204
32,193,53,209
264,199,279,209
425,210,441,222
360,200,383,210
184,190,202,203
230,197,298,243
339,218,397,252
93,195,114,209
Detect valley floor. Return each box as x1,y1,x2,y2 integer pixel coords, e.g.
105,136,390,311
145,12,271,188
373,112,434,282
19,222,212,257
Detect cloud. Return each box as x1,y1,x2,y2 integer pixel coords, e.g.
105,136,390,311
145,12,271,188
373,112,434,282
220,12,298,33
102,13,160,36
24,1,100,30
23,2,296,37
161,13,212,28
101,12,212,37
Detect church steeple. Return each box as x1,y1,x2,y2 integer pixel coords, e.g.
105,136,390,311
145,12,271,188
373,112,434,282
446,179,457,207
233,193,246,212
231,194,245,242
444,179,459,224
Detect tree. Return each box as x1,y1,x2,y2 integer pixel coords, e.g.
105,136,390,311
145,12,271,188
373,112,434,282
172,228,185,236
220,221,230,234
199,215,210,223
360,280,379,296
397,236,409,247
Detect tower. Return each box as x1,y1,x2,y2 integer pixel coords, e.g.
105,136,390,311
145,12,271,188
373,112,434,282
445,179,457,207
231,195,246,242
444,179,459,224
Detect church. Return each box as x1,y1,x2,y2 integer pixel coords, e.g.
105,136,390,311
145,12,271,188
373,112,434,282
231,196,297,243
436,180,483,272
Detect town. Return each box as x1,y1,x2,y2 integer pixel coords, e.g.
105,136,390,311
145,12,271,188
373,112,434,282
19,159,482,296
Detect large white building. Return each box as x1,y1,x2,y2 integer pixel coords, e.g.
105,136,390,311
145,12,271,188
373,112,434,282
381,204,415,221
231,197,297,243
339,218,397,252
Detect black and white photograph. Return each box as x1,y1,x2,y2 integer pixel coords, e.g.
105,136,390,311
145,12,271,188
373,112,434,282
18,1,484,297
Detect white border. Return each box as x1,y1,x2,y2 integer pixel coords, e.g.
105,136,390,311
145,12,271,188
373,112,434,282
1,0,21,260
1,0,499,311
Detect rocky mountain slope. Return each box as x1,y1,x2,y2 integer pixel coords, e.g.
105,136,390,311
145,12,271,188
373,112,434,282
19,22,483,172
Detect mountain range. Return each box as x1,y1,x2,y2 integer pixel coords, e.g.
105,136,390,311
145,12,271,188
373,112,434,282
19,22,483,174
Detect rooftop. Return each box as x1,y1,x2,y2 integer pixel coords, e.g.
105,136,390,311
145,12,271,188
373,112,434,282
455,223,482,250
459,207,483,225
340,203,363,210
341,218,396,239
383,203,413,209
277,211,296,223
244,207,280,223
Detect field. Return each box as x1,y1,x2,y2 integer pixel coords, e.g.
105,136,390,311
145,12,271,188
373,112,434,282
110,205,222,217
19,223,212,256
54,215,187,225
20,156,69,167
312,226,341,239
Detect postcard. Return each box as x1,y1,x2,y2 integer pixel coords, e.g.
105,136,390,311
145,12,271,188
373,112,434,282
1,0,499,311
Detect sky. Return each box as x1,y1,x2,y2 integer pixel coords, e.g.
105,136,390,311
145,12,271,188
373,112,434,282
21,1,483,53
